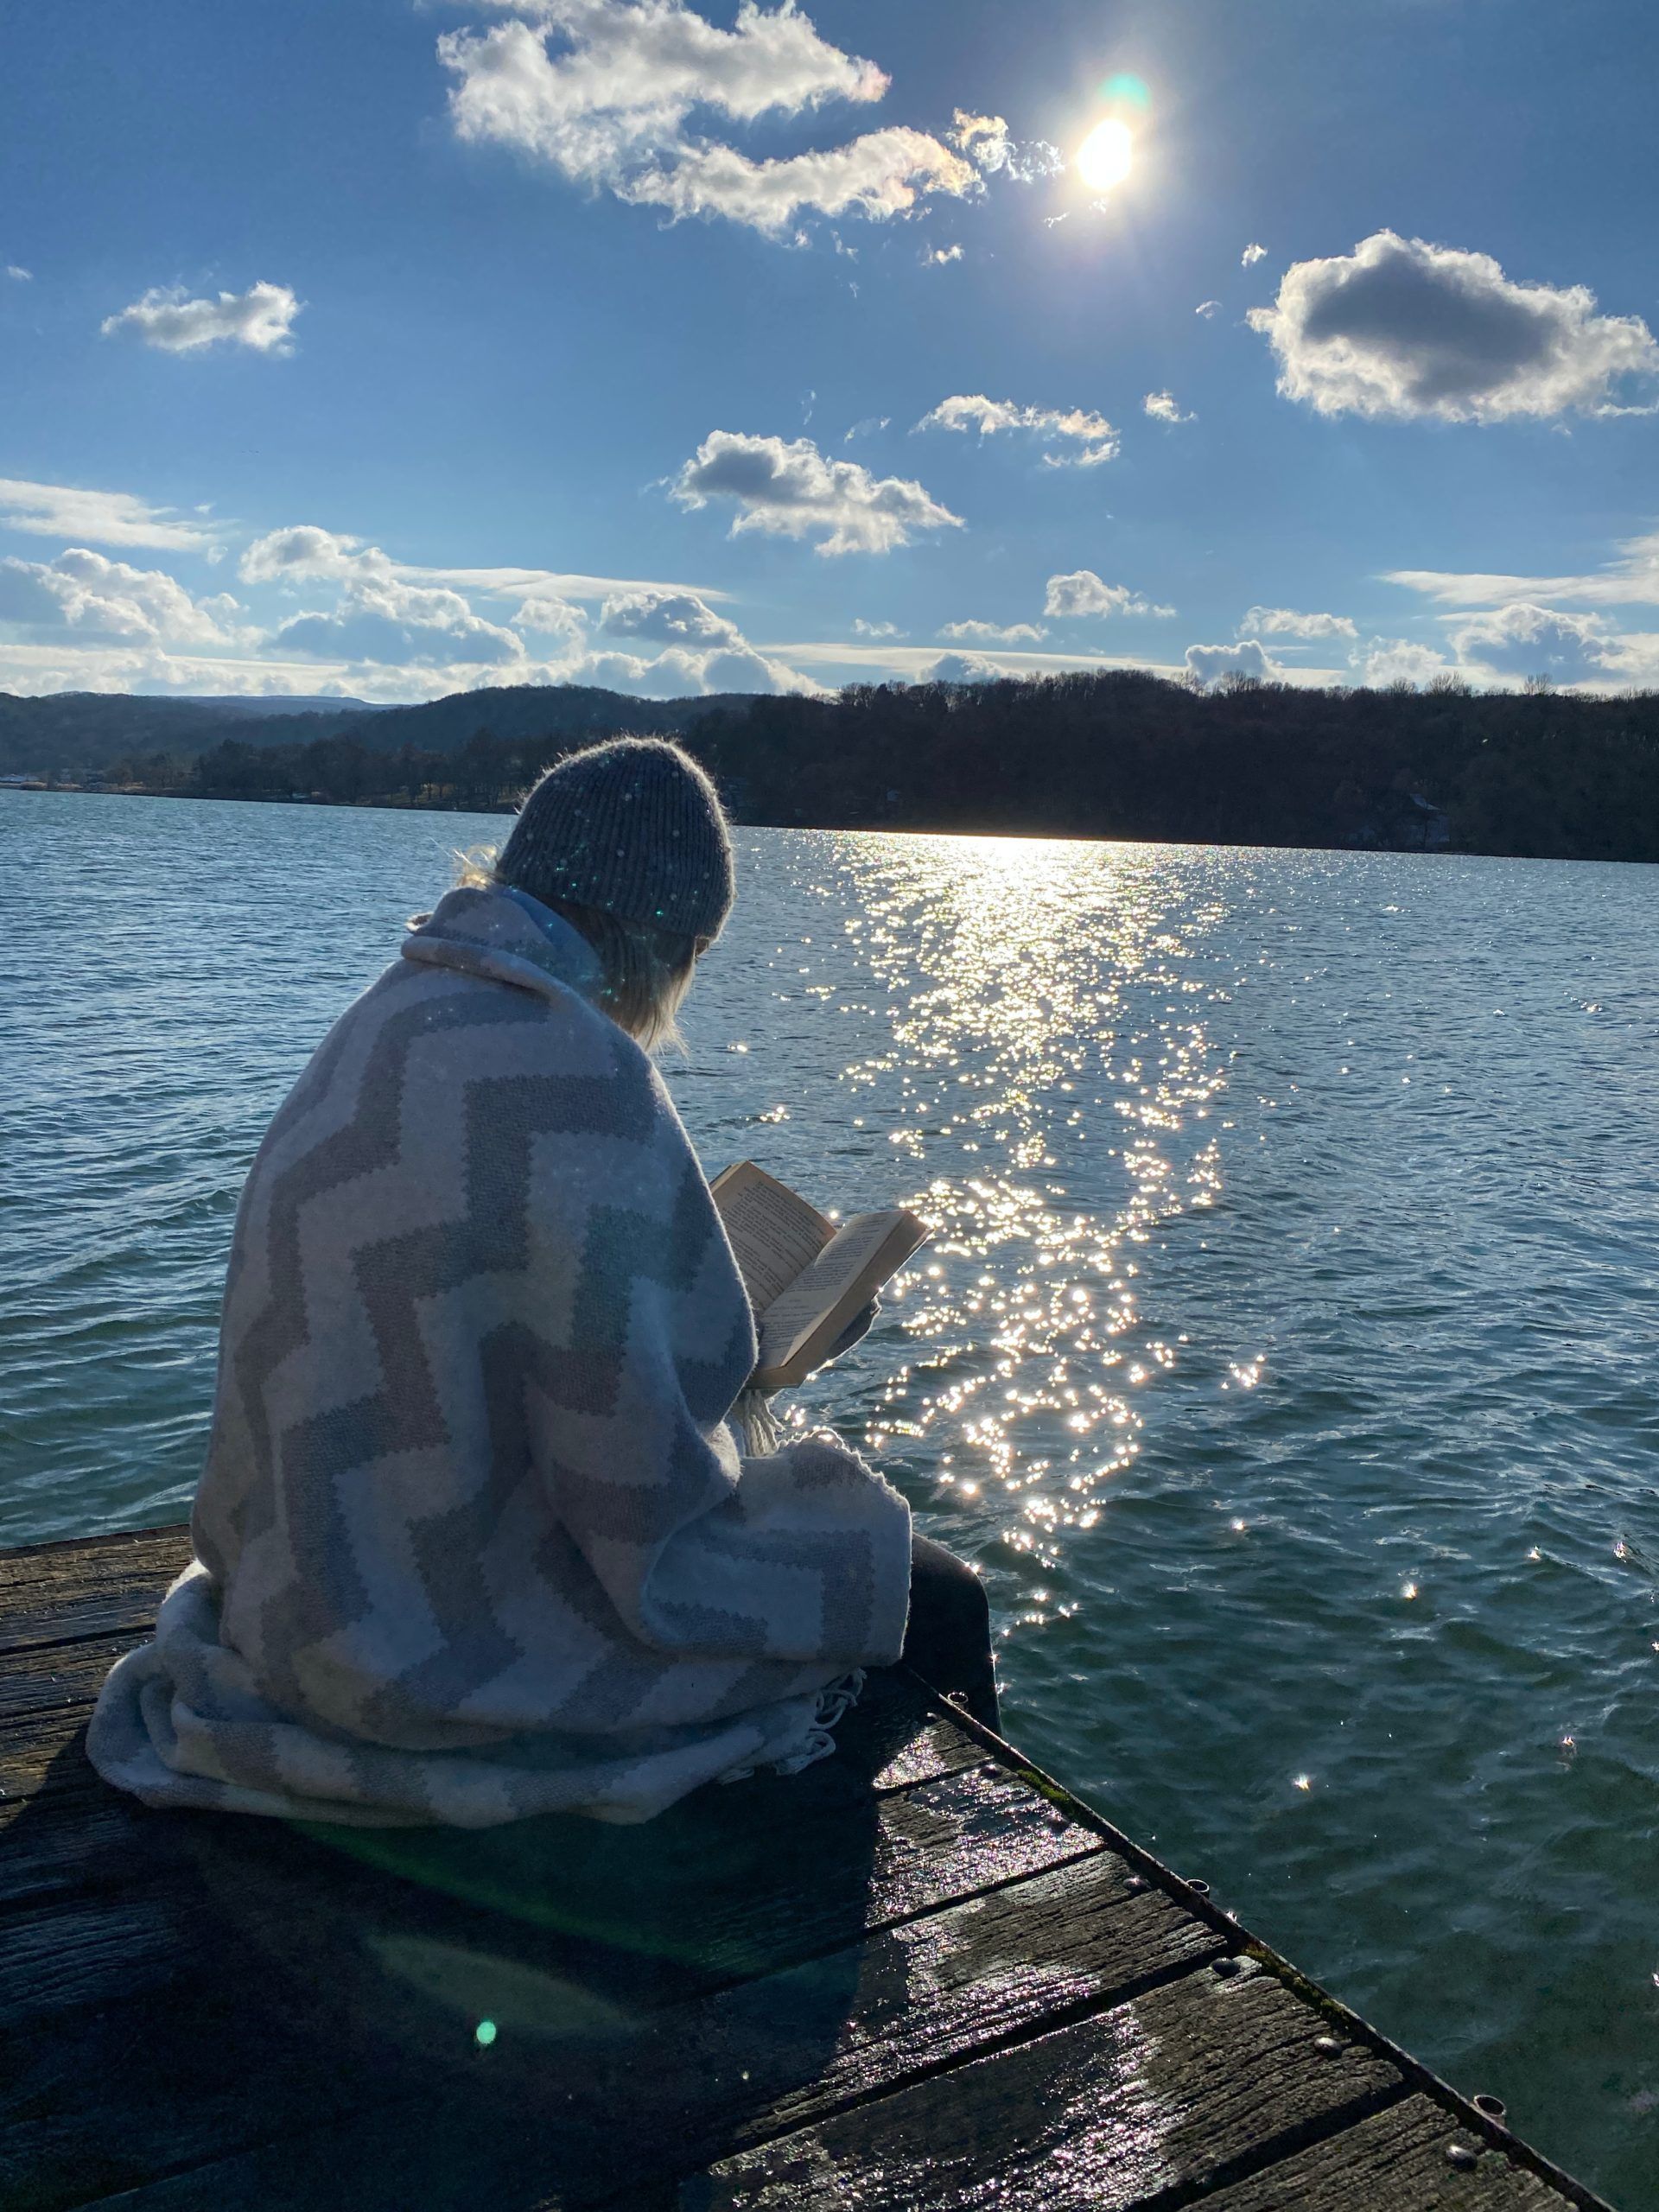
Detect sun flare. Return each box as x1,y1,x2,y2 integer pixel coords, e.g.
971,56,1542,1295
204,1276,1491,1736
1076,118,1134,192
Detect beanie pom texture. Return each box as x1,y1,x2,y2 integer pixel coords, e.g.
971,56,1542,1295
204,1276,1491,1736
497,738,735,942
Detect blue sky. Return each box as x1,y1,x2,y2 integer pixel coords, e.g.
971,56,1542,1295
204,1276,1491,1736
3,0,1656,703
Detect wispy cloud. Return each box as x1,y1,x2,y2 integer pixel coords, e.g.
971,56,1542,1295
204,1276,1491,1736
101,280,302,354
1240,605,1357,639
1143,390,1194,425
0,477,217,551
1241,242,1268,267
917,393,1118,468
438,0,995,240
1387,530,1659,609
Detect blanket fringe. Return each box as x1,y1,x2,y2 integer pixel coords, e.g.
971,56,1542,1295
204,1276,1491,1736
719,1667,867,1785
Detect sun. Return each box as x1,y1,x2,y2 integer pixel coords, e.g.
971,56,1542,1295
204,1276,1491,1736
1075,118,1134,193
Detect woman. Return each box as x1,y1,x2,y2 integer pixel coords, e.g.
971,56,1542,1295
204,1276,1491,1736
90,738,996,1829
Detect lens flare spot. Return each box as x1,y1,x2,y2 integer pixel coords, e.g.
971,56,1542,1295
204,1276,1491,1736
1076,118,1134,193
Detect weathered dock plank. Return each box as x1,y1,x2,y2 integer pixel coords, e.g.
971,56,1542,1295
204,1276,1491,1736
0,1526,188,1654
1197,2094,1580,2211
0,1526,1618,2212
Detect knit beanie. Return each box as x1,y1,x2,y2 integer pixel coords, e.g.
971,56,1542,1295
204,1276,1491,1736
496,738,735,942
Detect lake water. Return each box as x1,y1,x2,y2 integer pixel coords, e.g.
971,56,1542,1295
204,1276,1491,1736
8,790,1659,2203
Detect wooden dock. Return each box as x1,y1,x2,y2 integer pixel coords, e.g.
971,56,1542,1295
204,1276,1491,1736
1,1524,1616,2212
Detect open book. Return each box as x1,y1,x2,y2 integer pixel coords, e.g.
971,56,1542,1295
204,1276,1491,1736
710,1160,930,1392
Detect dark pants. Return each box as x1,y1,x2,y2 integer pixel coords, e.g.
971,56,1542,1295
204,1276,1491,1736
899,1534,1000,1732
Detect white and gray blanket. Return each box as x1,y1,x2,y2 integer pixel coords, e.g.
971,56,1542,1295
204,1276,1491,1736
88,887,912,1826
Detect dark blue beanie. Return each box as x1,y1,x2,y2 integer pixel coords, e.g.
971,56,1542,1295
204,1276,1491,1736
496,738,735,942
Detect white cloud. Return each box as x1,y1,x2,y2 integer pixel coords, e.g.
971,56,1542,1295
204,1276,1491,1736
1241,241,1267,267
510,586,586,643
275,593,524,668
0,549,247,647
842,415,889,442
0,477,215,552
1355,638,1453,687
239,524,377,585
1249,231,1659,422
947,109,1061,184
600,586,741,645
1185,639,1277,685
622,127,978,234
1195,300,1219,318
1044,569,1175,620
924,650,1004,683
5,265,30,283
1447,602,1621,685
1241,605,1357,639
916,393,1118,468
100,281,302,354
922,243,963,266
243,524,525,666
671,429,961,555
570,640,823,696
1142,390,1194,425
438,1,983,238
1386,529,1659,610
940,618,1046,644
851,616,901,636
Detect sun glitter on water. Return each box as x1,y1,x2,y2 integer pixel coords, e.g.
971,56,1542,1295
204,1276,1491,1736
1075,118,1134,192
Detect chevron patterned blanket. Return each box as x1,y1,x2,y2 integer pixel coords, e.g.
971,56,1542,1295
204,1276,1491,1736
88,887,912,1826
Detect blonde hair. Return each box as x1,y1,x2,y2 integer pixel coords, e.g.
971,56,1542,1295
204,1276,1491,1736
454,845,700,1052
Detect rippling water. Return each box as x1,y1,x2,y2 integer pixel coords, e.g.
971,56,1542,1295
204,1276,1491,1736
8,791,1659,2203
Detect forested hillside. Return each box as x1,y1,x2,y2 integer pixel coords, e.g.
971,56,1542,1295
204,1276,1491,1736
63,668,1659,863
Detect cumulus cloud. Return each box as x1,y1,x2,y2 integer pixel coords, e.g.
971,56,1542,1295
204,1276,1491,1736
922,243,963,266
1240,605,1357,639
0,549,247,646
276,590,524,668
924,650,1004,683
438,1,984,238
852,616,901,636
572,640,823,696
1447,602,1620,684
940,618,1046,644
1249,231,1659,422
1044,569,1175,620
0,477,215,552
1185,639,1277,686
916,393,1118,468
243,524,524,665
1195,300,1219,318
671,429,960,555
1241,242,1268,267
600,586,742,645
100,281,302,354
1355,638,1453,687
1143,390,1194,425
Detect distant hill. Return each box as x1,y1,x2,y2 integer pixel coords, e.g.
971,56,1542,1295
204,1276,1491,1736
181,695,378,719
0,683,753,779
209,683,756,760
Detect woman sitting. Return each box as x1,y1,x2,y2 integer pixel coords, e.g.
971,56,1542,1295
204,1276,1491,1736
90,737,996,1828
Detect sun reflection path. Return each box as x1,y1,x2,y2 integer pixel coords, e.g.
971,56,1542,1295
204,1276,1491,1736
773,835,1234,1628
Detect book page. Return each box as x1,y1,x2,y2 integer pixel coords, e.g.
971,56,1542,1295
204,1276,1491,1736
755,1210,926,1376
710,1160,836,1313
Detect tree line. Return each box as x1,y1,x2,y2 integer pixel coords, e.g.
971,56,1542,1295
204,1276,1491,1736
98,668,1659,863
